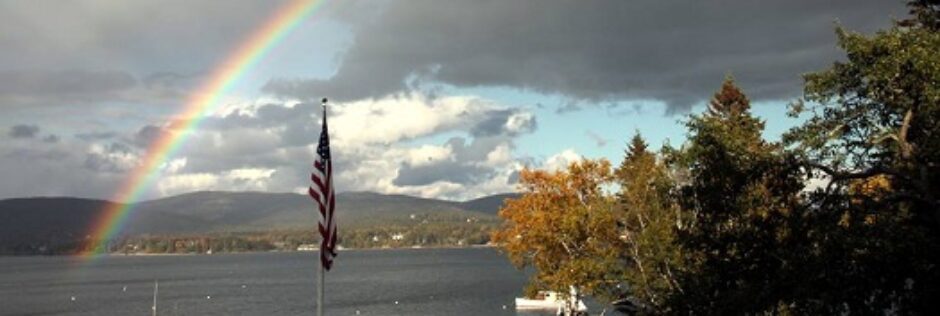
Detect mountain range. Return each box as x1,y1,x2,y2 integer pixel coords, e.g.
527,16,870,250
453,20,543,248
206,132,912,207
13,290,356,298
0,191,519,253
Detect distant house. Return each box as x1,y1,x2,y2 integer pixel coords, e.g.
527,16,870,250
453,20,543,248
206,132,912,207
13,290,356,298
391,233,405,241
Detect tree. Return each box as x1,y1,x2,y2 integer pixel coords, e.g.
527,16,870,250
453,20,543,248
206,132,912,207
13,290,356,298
707,74,751,117
783,4,940,311
613,133,685,312
492,159,623,304
900,0,940,31
668,78,808,314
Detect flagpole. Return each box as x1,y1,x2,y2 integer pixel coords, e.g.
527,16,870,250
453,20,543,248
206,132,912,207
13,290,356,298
152,280,158,316
316,98,328,316
317,262,324,316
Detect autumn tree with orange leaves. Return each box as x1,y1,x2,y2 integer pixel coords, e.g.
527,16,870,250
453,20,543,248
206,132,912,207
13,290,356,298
491,159,624,303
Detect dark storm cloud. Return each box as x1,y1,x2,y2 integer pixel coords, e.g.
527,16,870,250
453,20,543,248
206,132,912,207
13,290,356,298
264,0,906,113
0,1,340,107
9,124,39,138
0,1,287,70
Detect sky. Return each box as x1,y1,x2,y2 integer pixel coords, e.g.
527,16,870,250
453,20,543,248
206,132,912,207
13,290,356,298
0,0,909,201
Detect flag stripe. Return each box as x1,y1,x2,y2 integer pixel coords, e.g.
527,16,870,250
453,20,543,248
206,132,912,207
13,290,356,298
308,106,337,271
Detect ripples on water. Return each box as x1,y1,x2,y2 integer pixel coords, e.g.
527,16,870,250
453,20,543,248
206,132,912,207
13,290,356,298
0,248,570,315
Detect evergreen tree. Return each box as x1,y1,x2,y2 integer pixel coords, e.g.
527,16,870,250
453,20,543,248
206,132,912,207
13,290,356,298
614,132,685,312
707,75,750,117
669,79,807,314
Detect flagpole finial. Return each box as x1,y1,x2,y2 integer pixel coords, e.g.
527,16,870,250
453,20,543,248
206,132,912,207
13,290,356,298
321,98,328,106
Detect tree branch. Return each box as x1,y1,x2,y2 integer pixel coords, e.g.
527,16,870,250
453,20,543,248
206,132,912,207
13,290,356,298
899,108,914,160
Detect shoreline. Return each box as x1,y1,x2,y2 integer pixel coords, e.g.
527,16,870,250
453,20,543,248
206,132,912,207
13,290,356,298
1,244,497,258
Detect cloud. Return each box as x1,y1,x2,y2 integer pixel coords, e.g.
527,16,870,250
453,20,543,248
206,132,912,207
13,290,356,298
0,1,297,71
8,124,39,138
264,0,905,113
0,136,125,199
470,110,537,137
81,92,537,200
586,130,608,148
134,124,170,148
76,132,118,141
0,1,347,107
156,168,276,197
0,91,577,201
329,93,496,146
82,142,138,173
544,149,583,172
0,70,136,105
42,134,59,143
392,139,498,187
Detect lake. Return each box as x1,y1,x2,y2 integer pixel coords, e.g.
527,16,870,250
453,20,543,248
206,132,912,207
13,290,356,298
0,248,579,315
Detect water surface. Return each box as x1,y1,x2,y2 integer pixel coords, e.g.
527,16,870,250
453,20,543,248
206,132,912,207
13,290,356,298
0,248,566,315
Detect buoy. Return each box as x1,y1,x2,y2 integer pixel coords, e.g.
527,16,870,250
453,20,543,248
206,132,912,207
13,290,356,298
241,285,247,289
394,301,399,305
502,305,507,310
70,296,76,301
122,286,127,292
206,295,211,300
355,310,361,315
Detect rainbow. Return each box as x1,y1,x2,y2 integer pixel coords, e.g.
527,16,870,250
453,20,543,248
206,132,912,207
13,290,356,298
80,0,323,257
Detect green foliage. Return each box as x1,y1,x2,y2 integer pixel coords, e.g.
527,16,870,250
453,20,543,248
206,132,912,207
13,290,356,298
493,2,940,314
97,215,500,255
339,220,498,249
614,132,685,311
667,80,809,314
782,6,940,312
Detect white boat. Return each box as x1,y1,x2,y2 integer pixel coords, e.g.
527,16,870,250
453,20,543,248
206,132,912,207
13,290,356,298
515,287,587,314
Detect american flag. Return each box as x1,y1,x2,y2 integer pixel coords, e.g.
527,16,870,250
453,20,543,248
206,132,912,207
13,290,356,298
308,105,337,270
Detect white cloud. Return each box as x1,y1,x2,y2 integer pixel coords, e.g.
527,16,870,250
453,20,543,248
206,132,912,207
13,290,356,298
156,167,276,197
543,149,582,172
330,92,494,146
157,173,220,197
162,157,187,174
1,92,540,201
86,143,140,172
484,143,512,166
405,144,454,167
505,111,535,134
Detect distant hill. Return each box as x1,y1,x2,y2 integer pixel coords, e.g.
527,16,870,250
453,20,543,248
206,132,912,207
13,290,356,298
0,191,517,254
458,193,520,215
0,197,119,254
